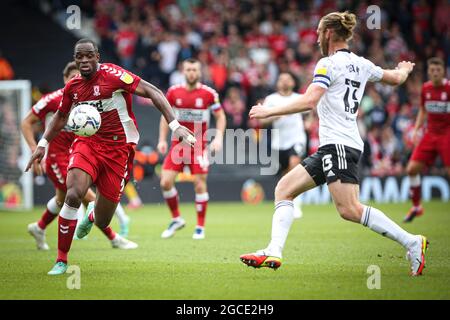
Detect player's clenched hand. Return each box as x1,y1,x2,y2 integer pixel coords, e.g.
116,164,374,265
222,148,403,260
174,126,196,147
249,103,271,119
397,61,415,73
157,140,168,154
25,147,46,172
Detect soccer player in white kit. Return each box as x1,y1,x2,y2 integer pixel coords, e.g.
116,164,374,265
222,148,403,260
260,72,307,218
240,11,428,276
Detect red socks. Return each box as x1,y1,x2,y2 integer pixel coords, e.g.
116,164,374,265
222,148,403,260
163,188,180,219
410,186,421,207
195,193,209,227
409,175,421,207
37,196,61,230
162,188,210,228
37,209,58,230
101,226,116,240
56,204,78,263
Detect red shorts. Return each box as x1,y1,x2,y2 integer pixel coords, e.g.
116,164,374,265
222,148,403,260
162,142,209,175
45,152,69,192
411,131,450,166
68,139,135,203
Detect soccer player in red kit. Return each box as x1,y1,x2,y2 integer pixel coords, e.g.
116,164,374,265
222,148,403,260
404,57,450,222
26,39,195,275
157,58,226,240
22,61,136,251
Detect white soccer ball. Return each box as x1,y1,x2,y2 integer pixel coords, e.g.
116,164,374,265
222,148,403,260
67,104,101,137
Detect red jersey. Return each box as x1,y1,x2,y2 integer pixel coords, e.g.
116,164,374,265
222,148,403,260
59,63,141,145
421,79,450,134
32,88,75,154
166,83,222,146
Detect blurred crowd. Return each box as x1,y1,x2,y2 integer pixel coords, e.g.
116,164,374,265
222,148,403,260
48,0,449,175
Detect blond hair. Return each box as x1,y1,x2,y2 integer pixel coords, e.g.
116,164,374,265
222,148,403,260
320,11,357,42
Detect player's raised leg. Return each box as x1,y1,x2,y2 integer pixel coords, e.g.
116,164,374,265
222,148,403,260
77,188,135,247
193,174,208,240
28,189,65,250
78,194,112,237
328,180,428,276
240,164,316,269
160,169,185,238
48,168,92,275
404,160,425,222
80,193,137,249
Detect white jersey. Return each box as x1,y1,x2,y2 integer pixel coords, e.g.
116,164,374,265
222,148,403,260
263,92,306,150
312,49,383,151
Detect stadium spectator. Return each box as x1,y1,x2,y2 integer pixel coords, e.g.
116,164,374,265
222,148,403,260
40,0,447,176
223,86,246,129
0,97,21,183
114,21,139,70
0,51,14,80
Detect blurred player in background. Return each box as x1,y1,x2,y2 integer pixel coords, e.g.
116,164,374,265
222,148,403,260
157,58,226,240
22,61,136,250
258,72,307,219
241,11,428,276
124,183,143,209
404,57,449,222
26,39,195,275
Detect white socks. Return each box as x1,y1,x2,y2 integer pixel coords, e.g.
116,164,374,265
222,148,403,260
409,175,421,187
60,203,79,220
361,205,417,248
162,187,178,199
195,192,209,202
47,196,62,215
293,195,303,219
114,203,128,225
266,200,295,258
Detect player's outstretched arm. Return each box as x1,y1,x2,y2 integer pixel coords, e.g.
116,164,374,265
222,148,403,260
381,61,415,86
134,79,196,146
249,84,325,119
25,110,68,172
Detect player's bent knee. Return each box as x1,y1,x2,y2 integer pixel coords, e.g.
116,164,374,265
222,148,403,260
194,185,206,194
406,162,420,176
194,181,207,194
160,178,173,191
274,180,293,202
65,188,83,207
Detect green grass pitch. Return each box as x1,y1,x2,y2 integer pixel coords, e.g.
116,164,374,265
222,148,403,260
0,201,449,299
